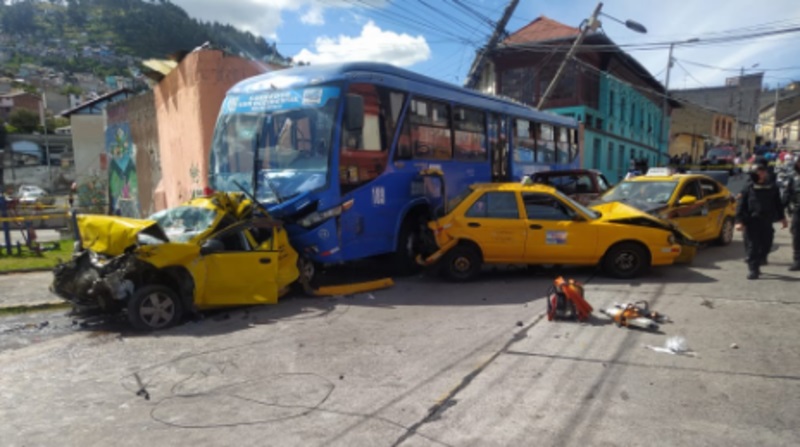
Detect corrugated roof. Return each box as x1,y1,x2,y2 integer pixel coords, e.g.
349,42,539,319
504,16,580,45
59,88,132,117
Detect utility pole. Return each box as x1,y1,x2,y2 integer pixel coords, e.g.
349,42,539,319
537,2,604,109
463,0,520,90
659,42,674,167
735,66,744,151
772,83,780,143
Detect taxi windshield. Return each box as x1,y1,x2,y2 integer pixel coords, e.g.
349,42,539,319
602,181,678,205
149,206,219,243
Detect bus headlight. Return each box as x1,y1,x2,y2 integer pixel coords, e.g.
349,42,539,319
298,199,354,228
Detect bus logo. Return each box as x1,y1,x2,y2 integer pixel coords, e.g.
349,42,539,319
372,186,385,205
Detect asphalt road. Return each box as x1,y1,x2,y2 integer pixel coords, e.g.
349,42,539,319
1,223,799,447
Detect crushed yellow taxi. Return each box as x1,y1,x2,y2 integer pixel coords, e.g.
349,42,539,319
51,192,300,331
417,183,696,281
595,168,737,246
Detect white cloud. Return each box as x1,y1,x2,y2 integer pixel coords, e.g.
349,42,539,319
169,0,387,39
293,21,431,67
300,5,326,26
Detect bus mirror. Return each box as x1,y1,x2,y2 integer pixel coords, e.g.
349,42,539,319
345,94,364,131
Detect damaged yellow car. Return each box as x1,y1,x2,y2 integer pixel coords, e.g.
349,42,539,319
418,183,696,281
51,192,299,331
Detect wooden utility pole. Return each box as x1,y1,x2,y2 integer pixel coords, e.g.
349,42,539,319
463,0,520,90
537,2,604,109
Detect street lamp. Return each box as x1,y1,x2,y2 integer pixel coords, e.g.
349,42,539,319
659,37,700,166
598,11,648,34
537,2,647,109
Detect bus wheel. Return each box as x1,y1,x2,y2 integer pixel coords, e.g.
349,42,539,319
295,256,318,295
392,220,423,275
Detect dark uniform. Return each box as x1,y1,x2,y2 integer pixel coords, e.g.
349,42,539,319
782,158,800,271
736,163,786,279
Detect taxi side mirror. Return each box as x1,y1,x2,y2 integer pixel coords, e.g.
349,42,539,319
678,195,697,206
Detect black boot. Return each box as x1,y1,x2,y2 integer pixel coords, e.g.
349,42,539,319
747,270,759,280
790,263,800,272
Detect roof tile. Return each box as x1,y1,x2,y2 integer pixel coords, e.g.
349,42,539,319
504,16,580,45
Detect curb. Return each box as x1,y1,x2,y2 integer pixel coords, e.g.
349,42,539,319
0,302,71,314
0,267,53,276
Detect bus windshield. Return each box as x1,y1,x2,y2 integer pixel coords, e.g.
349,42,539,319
209,85,341,203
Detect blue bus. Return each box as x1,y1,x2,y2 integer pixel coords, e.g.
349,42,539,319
208,62,579,274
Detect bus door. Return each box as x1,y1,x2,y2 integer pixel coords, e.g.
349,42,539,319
337,83,405,256
490,114,510,182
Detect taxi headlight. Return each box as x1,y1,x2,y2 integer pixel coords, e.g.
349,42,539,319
667,234,676,245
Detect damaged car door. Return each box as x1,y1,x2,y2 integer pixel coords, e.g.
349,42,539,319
197,224,280,307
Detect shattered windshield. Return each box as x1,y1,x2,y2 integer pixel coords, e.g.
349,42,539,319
149,206,218,243
601,181,678,205
209,85,341,203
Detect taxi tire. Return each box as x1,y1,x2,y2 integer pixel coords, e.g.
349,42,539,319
716,217,734,246
441,244,482,282
127,285,184,332
602,242,650,279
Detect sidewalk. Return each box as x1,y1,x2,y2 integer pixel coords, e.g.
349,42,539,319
0,271,65,310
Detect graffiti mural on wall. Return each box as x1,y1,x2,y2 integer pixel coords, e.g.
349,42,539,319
105,123,140,217
77,174,108,214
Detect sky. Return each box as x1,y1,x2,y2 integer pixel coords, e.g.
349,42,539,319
169,0,800,91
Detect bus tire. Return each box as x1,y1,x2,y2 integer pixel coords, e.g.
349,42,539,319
441,244,482,282
392,219,423,276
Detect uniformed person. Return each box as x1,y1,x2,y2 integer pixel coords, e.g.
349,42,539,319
735,160,788,279
782,156,800,271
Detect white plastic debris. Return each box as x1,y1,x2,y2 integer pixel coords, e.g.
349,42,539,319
730,343,739,349
646,336,696,356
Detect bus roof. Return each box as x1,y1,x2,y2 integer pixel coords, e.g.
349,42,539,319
228,62,577,128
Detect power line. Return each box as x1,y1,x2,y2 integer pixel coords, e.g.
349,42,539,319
674,59,706,88
678,58,800,73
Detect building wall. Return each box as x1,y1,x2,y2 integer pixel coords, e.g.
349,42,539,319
549,104,662,182
71,114,107,212
152,50,266,209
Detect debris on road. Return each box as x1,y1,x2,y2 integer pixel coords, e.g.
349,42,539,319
730,343,739,349
310,278,394,298
646,336,697,357
547,276,592,322
601,301,668,331
701,299,714,309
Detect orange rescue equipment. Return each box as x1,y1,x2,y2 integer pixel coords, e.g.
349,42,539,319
547,276,593,322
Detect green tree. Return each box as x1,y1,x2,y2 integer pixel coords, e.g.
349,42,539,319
8,109,41,134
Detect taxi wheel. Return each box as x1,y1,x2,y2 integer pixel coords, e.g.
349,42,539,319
127,285,184,332
716,217,734,246
442,245,482,282
603,242,650,279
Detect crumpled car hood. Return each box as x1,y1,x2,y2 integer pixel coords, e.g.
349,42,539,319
77,215,169,257
591,201,697,245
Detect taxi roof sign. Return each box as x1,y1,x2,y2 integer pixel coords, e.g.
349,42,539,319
645,167,674,177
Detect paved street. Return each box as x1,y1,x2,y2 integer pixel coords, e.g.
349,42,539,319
1,225,798,447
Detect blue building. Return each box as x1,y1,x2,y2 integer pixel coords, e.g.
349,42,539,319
478,16,676,181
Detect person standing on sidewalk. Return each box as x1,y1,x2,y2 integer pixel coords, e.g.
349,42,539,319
736,160,788,280
782,157,800,271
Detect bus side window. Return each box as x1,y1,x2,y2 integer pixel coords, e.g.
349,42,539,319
453,107,486,161
340,84,405,191
409,98,452,160
557,127,569,164
537,124,555,163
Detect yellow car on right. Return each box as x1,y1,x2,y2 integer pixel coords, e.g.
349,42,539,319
595,168,737,245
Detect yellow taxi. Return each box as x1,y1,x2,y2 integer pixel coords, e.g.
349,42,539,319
595,168,737,245
417,183,695,281
51,192,300,331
